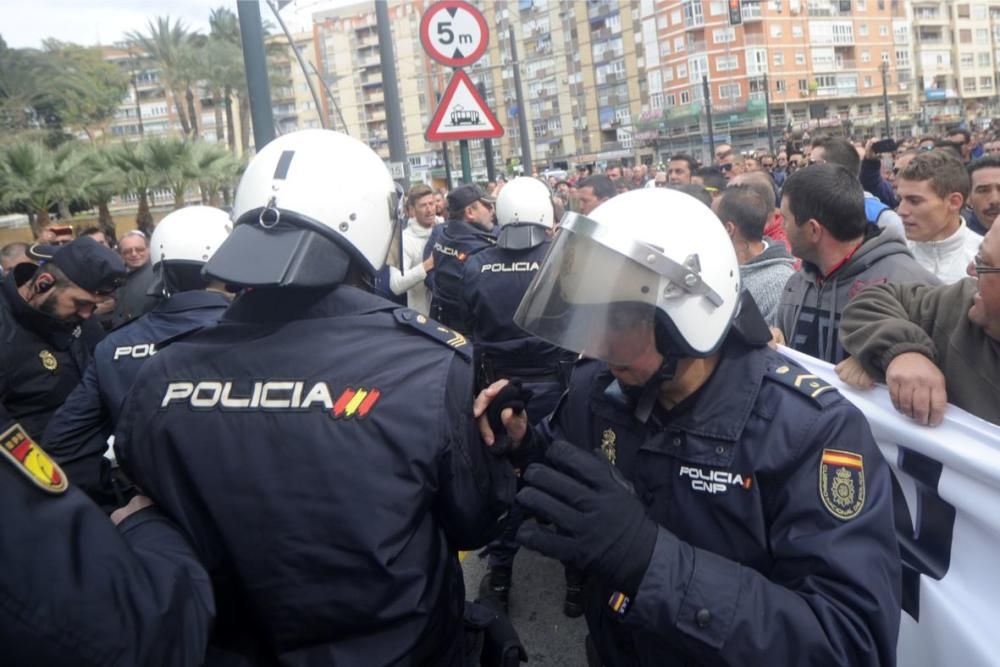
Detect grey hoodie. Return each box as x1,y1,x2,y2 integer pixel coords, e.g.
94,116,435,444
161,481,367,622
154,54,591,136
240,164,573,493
776,224,940,363
740,239,796,326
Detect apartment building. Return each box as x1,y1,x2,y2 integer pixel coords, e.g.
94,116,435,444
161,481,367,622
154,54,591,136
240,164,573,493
269,31,325,136
910,1,1000,131
639,0,915,163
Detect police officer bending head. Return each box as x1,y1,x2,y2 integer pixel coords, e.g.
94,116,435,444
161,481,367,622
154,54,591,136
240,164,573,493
476,188,902,666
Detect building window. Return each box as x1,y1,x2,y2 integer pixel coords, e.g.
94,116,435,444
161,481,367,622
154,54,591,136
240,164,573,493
859,24,869,37
795,52,806,65
660,40,672,56
960,29,972,44
895,49,910,67
879,24,888,36
713,27,736,44
977,29,990,44
982,76,994,90
961,53,975,67
663,66,674,81
964,77,977,91
709,0,726,15
863,75,872,88
858,0,867,8
979,52,992,67
675,36,685,52
666,93,676,106
677,63,688,78
775,79,786,92
774,52,785,66
861,51,871,63
798,78,808,93
680,90,691,104
716,54,739,71
792,24,803,38
719,83,741,99
771,25,783,38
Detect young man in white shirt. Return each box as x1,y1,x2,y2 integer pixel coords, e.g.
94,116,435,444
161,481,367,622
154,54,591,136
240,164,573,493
389,184,440,314
897,150,981,283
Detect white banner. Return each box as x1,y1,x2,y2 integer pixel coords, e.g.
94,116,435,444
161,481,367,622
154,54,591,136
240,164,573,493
781,348,1000,667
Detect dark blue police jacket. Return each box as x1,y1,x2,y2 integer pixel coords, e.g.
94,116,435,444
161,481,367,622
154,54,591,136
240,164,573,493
44,290,230,502
461,239,575,420
115,284,510,666
428,218,495,333
0,411,214,666
527,335,901,667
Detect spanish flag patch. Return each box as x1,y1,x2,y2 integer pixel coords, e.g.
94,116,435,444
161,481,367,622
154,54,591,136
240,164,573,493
0,423,68,494
819,449,865,520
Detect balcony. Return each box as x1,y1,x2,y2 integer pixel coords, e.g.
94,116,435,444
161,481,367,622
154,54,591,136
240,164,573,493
360,74,383,87
366,110,386,123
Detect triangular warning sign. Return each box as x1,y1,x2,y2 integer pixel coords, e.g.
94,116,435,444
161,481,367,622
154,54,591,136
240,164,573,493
425,70,504,142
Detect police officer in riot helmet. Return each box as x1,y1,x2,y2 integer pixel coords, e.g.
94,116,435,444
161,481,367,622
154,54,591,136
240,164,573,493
461,176,578,615
477,188,901,666
114,130,511,665
44,207,232,509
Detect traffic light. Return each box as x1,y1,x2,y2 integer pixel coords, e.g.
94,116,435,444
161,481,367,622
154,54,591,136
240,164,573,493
729,0,743,25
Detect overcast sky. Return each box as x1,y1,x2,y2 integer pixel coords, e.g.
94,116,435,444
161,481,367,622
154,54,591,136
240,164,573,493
0,0,342,50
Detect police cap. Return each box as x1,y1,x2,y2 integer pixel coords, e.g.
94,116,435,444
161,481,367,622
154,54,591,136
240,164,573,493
28,236,127,295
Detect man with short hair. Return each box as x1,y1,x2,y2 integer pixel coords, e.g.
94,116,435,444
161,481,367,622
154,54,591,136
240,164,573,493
897,150,981,283
714,142,733,165
888,150,917,196
966,155,1000,234
0,237,126,440
717,152,743,181
575,174,616,214
81,227,111,248
946,127,973,163
111,230,160,328
389,184,439,314
730,171,791,252
691,167,726,201
0,242,30,274
811,136,903,231
428,183,496,332
775,164,938,363
667,154,696,184
604,163,622,181
716,186,796,325
838,222,1000,427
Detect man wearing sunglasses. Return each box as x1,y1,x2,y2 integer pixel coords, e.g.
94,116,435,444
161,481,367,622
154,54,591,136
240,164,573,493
0,236,126,441
838,222,1000,427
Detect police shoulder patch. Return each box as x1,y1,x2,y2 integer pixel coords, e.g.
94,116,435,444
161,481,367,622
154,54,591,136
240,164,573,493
392,308,471,359
819,448,865,520
0,423,68,494
766,363,839,406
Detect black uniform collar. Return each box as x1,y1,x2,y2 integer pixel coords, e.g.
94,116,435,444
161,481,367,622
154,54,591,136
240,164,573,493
223,284,394,324
153,290,231,314
1,271,82,349
595,335,766,443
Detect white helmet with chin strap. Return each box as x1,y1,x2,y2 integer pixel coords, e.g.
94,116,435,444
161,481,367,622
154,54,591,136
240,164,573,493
494,177,555,250
204,129,398,289
515,187,742,363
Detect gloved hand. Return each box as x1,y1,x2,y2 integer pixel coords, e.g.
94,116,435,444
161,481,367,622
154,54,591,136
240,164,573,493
515,440,657,597
485,379,533,457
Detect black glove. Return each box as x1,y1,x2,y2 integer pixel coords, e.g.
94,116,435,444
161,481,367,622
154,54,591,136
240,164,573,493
515,440,657,597
486,379,533,457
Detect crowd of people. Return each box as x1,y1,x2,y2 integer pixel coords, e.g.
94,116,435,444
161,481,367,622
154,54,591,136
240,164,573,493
0,122,996,666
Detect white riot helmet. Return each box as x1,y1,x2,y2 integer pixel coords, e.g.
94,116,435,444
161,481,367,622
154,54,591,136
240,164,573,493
148,206,231,296
151,206,232,266
496,177,555,229
205,129,398,288
494,177,555,250
514,188,741,364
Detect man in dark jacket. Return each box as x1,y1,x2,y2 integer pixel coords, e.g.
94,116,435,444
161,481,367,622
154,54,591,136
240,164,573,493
0,408,214,666
115,130,510,665
775,164,938,363
109,230,160,328
0,237,126,441
427,183,496,333
477,188,902,667
44,207,232,507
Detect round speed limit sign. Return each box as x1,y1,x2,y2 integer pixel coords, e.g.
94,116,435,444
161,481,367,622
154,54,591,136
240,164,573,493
419,0,489,68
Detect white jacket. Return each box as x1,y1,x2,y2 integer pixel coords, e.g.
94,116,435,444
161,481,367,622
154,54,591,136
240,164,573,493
388,217,440,314
907,219,982,284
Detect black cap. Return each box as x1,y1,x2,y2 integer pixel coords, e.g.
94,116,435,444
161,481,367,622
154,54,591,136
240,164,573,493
447,184,494,215
28,237,127,294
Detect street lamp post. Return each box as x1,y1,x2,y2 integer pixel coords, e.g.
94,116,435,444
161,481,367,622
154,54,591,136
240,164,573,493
880,61,891,138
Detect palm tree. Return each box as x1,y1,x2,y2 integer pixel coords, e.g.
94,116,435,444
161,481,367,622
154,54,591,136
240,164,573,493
192,141,243,207
0,142,70,235
144,136,199,209
108,141,156,234
208,7,246,153
79,145,125,243
127,17,198,138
